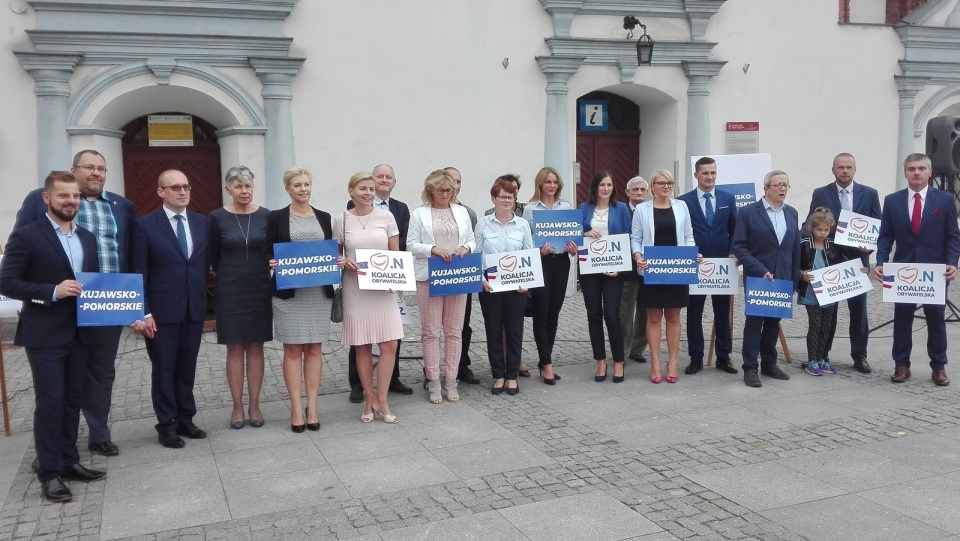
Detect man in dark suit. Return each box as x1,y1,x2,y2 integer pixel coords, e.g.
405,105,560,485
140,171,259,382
346,163,413,402
135,169,209,447
621,176,649,364
875,153,960,386
14,149,135,457
445,166,482,385
1,171,107,502
731,170,801,387
678,157,739,375
807,153,882,373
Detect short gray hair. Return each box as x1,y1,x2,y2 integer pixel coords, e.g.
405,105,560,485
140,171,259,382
763,170,788,186
626,176,647,190
903,153,931,169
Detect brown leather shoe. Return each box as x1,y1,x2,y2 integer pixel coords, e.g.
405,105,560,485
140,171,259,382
890,365,911,383
932,370,950,386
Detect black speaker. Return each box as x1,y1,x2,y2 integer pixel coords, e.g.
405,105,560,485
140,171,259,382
926,116,960,175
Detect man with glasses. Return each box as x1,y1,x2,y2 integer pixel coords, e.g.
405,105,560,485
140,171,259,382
806,153,881,373
15,150,136,457
345,163,413,402
444,166,481,385
731,171,801,387
678,157,739,375
134,170,209,448
621,176,649,364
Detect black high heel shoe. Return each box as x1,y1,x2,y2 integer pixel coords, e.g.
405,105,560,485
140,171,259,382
305,408,320,431
291,422,305,433
613,361,625,383
506,379,520,395
538,367,556,385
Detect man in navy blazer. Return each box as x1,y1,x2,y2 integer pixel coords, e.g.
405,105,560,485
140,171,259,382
14,149,135,457
806,153,881,373
1,171,106,502
678,157,739,375
875,153,960,386
135,169,210,448
345,163,413,402
731,170,801,387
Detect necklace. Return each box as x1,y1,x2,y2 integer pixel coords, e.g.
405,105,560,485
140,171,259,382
235,211,252,259
594,208,609,218
354,210,373,229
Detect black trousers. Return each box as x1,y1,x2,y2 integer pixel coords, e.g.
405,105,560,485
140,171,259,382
826,292,870,360
580,273,624,362
348,340,402,387
686,294,733,362
458,293,473,372
146,319,203,433
530,253,570,367
479,290,526,379
81,325,122,444
741,316,781,372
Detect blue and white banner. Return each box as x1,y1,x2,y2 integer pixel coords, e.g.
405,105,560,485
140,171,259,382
689,257,739,295
531,209,583,248
273,240,341,290
428,253,484,297
809,259,872,305
75,272,144,326
834,210,880,251
643,246,699,285
484,248,544,293
744,277,794,319
577,234,632,274
881,263,946,305
355,249,417,291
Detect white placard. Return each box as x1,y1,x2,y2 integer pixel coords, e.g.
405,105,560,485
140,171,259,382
0,256,23,316
483,249,544,293
354,249,416,291
809,259,873,305
577,234,632,275
881,263,946,305
834,210,880,251
689,257,739,295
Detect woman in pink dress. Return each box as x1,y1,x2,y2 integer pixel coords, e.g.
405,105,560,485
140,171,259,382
334,171,404,423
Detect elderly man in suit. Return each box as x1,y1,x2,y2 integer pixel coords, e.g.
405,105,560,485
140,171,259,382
620,176,650,364
445,166,482,385
135,169,209,448
731,170,801,387
14,149,135,457
875,153,960,386
1,171,107,502
678,157,739,375
807,153,882,373
345,163,413,402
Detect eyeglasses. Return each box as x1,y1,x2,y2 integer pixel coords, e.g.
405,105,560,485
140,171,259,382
496,196,516,202
766,183,791,190
435,188,454,195
161,184,192,192
653,182,675,187
76,165,107,173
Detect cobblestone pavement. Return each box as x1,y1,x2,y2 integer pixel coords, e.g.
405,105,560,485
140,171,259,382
2,286,960,540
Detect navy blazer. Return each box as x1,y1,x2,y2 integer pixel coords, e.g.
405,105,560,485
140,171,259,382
264,205,335,299
348,198,410,251
807,181,882,265
579,201,632,235
677,188,737,258
15,188,136,273
0,219,99,348
133,208,209,324
876,187,960,267
731,200,801,285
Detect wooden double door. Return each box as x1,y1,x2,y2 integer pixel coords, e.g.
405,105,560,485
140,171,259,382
575,131,640,205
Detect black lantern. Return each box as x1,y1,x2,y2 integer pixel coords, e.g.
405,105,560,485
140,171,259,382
623,16,654,66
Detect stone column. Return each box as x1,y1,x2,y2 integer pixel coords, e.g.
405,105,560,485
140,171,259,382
682,61,725,191
249,57,306,209
536,56,584,187
895,75,928,190
16,52,81,182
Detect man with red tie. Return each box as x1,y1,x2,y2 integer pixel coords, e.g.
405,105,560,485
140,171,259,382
875,153,960,386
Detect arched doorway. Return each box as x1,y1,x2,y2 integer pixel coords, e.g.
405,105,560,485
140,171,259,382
121,114,223,217
575,91,641,204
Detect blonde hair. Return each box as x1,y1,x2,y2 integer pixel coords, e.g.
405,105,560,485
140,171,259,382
348,171,375,191
807,206,836,232
529,167,564,202
283,166,311,188
420,169,457,204
648,169,674,186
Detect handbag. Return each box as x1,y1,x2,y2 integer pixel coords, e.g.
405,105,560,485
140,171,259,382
330,212,346,323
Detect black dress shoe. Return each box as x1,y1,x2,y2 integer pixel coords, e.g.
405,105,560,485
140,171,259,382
506,380,520,395
457,367,481,385
61,463,106,482
41,478,72,503
158,431,185,449
88,441,120,456
760,364,790,380
177,423,207,439
684,359,703,375
853,356,872,374
743,370,762,387
349,385,364,403
716,358,739,374
629,354,647,363
388,380,413,395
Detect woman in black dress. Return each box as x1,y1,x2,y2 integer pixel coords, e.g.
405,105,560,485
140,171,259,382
209,166,272,428
630,169,700,384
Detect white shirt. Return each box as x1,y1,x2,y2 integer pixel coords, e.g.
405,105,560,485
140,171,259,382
163,206,193,258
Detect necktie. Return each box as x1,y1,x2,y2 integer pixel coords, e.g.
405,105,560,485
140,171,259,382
704,193,714,225
379,201,388,210
174,214,189,258
840,188,850,211
911,193,921,235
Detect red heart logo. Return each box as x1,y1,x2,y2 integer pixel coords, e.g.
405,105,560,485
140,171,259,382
699,262,716,277
370,253,389,271
822,268,841,284
851,218,868,233
590,240,607,254
898,267,918,284
499,255,517,272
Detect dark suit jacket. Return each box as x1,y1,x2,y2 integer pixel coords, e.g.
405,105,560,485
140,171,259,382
807,181,882,265
15,188,136,273
133,208,209,324
876,187,960,266
731,199,801,285
348,198,410,251
0,219,99,348
265,205,335,299
677,188,738,257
